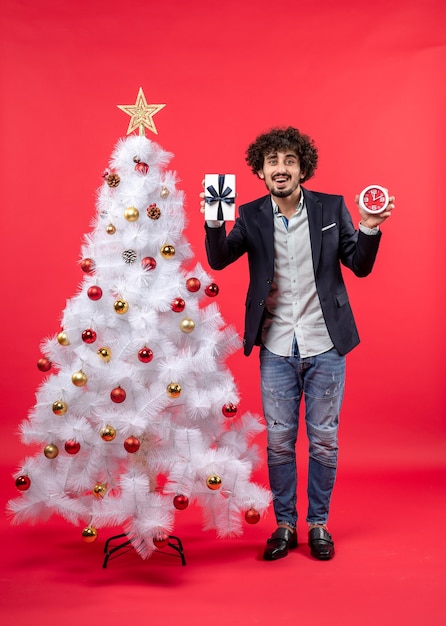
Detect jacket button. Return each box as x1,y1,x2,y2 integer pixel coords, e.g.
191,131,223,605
266,278,272,284
259,300,265,306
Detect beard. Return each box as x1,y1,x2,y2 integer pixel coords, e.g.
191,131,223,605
271,187,294,198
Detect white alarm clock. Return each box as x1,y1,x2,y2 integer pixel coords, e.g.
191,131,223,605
359,185,389,214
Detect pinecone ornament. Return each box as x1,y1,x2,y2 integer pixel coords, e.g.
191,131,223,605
106,173,121,187
122,249,137,264
147,203,161,220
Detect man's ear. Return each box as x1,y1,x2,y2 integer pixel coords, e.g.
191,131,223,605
257,169,265,180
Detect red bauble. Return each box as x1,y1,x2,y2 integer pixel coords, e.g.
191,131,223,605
80,258,95,273
82,329,97,344
173,495,189,510
37,357,52,372
186,277,201,292
205,283,219,297
135,161,149,174
111,386,126,403
153,533,170,549
138,347,153,363
87,285,103,301
171,297,185,312
245,508,261,525
64,440,81,455
124,436,140,453
222,403,238,418
15,475,31,491
141,257,157,271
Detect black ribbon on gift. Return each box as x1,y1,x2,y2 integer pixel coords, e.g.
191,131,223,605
205,174,234,220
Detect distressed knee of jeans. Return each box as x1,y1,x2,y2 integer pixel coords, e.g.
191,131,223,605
267,428,296,463
308,427,338,466
268,448,296,466
310,445,338,467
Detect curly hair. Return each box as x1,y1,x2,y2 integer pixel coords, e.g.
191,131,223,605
245,126,318,183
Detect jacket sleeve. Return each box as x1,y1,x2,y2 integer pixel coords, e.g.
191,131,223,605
338,200,382,277
204,211,249,270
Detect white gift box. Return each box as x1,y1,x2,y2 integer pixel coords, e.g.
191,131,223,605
204,174,236,221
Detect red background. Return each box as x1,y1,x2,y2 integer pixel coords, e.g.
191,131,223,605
1,1,445,624
2,0,445,468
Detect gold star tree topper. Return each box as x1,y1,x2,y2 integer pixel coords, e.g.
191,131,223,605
117,87,166,136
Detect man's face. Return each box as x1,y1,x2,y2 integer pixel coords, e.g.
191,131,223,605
257,150,305,199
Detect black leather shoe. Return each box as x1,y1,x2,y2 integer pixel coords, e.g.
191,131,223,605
263,527,298,561
308,527,335,560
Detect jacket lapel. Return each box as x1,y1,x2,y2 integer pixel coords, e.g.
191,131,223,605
303,188,322,273
256,195,275,267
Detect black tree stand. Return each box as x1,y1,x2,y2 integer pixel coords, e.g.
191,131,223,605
103,533,186,568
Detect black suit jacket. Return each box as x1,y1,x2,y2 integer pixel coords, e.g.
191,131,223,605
205,188,382,356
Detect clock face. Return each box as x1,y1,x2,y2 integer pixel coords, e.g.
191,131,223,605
359,185,389,214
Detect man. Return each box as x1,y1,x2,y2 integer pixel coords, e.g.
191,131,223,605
202,127,395,561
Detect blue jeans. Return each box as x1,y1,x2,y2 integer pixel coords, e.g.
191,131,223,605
260,343,346,528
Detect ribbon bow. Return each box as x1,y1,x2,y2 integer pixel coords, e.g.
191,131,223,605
205,174,234,220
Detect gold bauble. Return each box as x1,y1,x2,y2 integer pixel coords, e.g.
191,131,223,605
180,317,195,333
97,347,112,362
124,207,139,222
52,400,68,415
100,424,116,441
44,443,59,459
160,186,169,199
167,382,182,398
57,331,70,346
106,223,116,235
160,244,175,258
114,299,129,314
93,483,107,499
72,370,88,387
81,526,98,543
206,475,222,490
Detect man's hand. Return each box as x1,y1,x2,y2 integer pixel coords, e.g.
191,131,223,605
199,179,206,215
356,190,395,229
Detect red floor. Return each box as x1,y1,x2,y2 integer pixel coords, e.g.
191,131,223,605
1,461,445,626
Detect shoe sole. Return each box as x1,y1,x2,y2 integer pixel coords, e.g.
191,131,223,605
310,549,335,560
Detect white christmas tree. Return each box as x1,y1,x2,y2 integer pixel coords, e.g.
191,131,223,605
8,89,271,560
